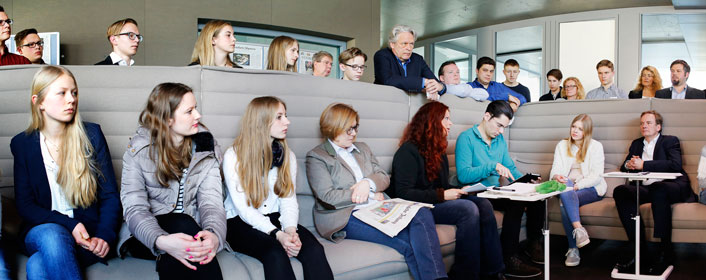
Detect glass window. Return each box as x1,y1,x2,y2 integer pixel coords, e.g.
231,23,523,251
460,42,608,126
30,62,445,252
433,36,477,84
559,19,616,92
496,26,543,102
413,46,425,57
198,22,346,78
641,14,706,90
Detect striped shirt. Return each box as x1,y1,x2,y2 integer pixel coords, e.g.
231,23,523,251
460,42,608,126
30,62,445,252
0,46,31,66
173,168,188,213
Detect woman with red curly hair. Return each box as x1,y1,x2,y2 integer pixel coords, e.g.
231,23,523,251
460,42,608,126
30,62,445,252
388,101,506,280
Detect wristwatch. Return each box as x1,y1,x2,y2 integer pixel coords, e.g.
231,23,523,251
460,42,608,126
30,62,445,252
269,229,280,239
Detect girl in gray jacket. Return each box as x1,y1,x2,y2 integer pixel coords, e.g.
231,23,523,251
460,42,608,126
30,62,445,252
119,83,226,279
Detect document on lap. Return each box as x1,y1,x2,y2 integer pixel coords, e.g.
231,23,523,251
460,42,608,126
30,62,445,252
352,198,433,237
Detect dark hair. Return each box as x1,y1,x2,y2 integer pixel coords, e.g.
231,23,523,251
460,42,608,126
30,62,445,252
438,60,457,77
485,100,514,120
547,69,563,80
0,5,4,12
400,101,449,182
640,110,663,133
15,28,39,47
596,59,614,71
504,59,519,68
476,56,496,70
670,59,690,74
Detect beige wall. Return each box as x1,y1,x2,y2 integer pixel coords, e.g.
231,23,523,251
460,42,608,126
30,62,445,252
0,0,381,81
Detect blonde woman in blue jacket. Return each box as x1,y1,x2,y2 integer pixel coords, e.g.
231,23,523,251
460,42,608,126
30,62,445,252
549,114,606,267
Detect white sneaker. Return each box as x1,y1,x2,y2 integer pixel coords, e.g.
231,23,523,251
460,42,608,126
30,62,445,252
573,227,590,248
565,248,580,267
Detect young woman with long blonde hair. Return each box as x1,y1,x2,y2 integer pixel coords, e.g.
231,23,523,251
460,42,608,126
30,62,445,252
224,96,333,280
189,20,241,68
11,66,121,279
550,114,606,267
266,36,299,72
119,83,226,279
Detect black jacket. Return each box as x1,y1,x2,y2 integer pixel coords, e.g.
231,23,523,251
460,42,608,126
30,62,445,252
387,142,452,204
95,55,118,65
655,86,705,99
373,48,445,94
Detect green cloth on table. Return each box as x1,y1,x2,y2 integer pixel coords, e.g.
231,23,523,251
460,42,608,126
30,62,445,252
535,180,567,194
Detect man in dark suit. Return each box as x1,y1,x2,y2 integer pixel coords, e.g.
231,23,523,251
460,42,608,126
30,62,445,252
96,18,142,66
655,60,705,99
373,24,445,100
613,110,697,274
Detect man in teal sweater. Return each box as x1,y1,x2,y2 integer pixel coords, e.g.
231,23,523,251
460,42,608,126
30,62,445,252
455,100,544,278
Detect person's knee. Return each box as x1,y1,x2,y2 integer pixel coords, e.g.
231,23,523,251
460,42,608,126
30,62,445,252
26,254,46,278
613,185,630,201
411,208,434,225
158,213,202,235
29,224,73,253
261,246,291,267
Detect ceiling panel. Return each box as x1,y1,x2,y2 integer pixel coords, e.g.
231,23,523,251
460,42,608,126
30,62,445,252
381,0,671,43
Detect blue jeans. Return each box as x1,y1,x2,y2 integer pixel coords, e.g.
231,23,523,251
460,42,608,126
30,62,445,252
700,189,706,205
432,196,505,279
24,223,90,280
0,246,10,280
344,207,446,280
559,187,602,248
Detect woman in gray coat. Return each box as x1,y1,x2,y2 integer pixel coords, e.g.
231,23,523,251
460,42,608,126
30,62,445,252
305,103,447,280
119,83,226,279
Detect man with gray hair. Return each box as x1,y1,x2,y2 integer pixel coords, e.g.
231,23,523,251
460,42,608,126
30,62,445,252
374,24,445,100
312,51,333,77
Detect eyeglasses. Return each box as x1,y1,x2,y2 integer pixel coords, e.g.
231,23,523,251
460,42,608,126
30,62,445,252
343,63,367,71
117,32,143,42
565,85,578,88
0,19,12,26
346,124,359,135
21,39,44,49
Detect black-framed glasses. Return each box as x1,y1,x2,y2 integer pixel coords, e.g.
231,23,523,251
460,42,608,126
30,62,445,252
0,19,12,26
343,63,367,71
21,39,44,49
117,32,143,42
346,124,359,135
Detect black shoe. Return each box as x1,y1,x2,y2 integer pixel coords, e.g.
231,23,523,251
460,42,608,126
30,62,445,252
648,248,674,275
614,258,651,275
481,272,506,280
524,239,544,264
504,254,542,278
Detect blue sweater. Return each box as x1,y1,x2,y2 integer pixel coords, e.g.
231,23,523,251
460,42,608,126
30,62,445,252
455,124,522,187
469,79,527,105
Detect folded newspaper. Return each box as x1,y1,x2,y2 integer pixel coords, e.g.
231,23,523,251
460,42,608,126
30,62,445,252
352,198,434,237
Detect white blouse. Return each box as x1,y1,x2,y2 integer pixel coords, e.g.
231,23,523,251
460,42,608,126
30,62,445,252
549,139,607,196
39,132,74,218
223,147,299,234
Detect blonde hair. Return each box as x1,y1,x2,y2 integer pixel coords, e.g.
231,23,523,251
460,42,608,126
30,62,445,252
633,66,663,91
233,96,294,208
561,77,586,100
190,20,235,66
566,114,593,163
319,103,359,140
27,66,98,208
267,36,298,72
139,83,195,187
106,18,138,47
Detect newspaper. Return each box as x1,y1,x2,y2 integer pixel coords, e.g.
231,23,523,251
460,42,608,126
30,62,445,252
352,198,434,237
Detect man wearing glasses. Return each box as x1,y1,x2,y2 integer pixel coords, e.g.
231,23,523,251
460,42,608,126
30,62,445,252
338,47,367,81
15,28,45,64
96,18,142,66
0,5,31,66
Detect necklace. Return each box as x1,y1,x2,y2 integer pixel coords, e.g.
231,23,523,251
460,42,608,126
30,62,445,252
44,137,60,153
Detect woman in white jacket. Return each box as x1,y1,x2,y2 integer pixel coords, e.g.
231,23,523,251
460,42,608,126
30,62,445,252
550,114,606,267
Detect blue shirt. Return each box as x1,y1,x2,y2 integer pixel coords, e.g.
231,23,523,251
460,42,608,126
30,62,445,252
671,86,688,99
397,57,425,89
455,124,523,187
469,79,527,105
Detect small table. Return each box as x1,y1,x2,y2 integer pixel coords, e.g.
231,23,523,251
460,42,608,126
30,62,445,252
479,188,568,280
602,172,681,280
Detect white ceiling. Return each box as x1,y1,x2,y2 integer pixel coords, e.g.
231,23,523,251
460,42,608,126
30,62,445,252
380,0,671,43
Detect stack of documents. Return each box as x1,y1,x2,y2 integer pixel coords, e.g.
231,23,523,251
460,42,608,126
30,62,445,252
488,183,538,196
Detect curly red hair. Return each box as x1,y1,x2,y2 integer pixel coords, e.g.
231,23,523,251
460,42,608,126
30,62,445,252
400,101,449,182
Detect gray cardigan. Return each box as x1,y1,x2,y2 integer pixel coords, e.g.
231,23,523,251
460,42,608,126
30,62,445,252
118,126,227,256
305,141,389,242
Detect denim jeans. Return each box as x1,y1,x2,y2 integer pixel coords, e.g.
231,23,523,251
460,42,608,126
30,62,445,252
344,207,447,280
432,196,505,279
0,246,9,280
559,187,602,248
700,189,706,205
24,223,86,280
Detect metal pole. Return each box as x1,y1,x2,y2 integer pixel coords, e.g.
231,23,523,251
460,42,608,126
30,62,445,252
544,198,550,280
635,180,641,277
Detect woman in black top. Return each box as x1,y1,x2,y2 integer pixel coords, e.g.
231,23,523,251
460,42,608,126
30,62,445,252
388,101,505,280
